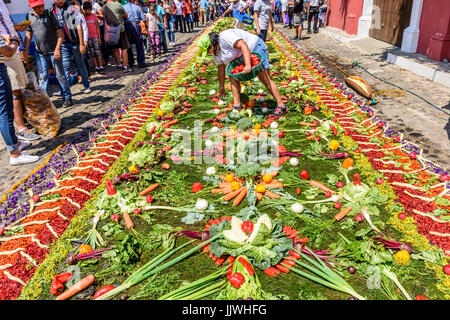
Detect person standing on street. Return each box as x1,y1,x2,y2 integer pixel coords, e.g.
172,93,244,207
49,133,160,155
163,0,175,46
103,0,132,72
0,0,40,141
199,0,208,25
24,0,73,107
253,0,273,42
290,0,303,40
173,0,184,33
155,0,168,54
280,0,288,27
319,0,326,27
183,0,193,33
287,0,293,28
0,32,40,165
306,0,320,34
83,1,105,74
124,0,148,69
52,0,91,95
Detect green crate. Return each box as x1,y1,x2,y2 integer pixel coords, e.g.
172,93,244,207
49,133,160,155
226,52,264,82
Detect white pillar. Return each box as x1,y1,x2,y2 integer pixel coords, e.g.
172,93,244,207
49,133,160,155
357,0,374,38
401,0,424,52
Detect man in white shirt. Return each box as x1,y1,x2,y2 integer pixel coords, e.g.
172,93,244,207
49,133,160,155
281,0,288,26
307,0,320,33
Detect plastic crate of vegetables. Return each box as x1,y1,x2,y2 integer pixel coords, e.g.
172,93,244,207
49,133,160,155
226,52,263,82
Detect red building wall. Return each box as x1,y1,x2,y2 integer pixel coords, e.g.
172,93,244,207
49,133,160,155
417,0,450,61
325,0,364,35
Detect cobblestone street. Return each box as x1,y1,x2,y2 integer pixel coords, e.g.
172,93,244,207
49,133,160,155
0,29,201,195
277,25,450,170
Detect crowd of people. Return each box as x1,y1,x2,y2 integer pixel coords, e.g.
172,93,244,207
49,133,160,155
0,0,327,166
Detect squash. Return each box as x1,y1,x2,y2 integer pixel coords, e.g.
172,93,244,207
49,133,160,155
329,140,339,151
394,250,410,265
79,244,93,255
342,158,354,169
304,107,312,115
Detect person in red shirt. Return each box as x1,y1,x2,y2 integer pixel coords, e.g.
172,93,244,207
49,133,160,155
183,0,193,32
83,1,104,74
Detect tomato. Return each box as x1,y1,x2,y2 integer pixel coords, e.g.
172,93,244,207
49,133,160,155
94,285,116,299
192,182,203,193
300,170,309,180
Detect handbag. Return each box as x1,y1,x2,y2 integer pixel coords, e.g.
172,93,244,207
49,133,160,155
103,4,122,46
105,23,121,46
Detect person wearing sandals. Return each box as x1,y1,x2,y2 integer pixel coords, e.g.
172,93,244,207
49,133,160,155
198,29,287,118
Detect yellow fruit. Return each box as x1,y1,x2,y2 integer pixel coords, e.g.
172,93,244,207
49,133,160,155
262,174,273,183
230,181,240,191
225,173,234,182
254,123,262,130
232,125,236,130
394,250,410,265
255,184,266,193
329,140,339,151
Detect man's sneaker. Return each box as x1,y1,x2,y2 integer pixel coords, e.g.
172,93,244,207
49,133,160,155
18,140,31,152
84,88,92,94
293,35,298,40
307,30,312,34
273,105,288,118
16,127,40,141
10,152,40,166
53,91,61,97
63,99,73,107
99,67,105,74
123,67,132,73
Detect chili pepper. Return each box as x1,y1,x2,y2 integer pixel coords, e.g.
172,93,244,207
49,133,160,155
294,236,309,243
214,218,221,225
281,259,296,267
226,256,236,264
94,285,116,299
330,125,337,136
285,255,298,260
241,221,254,233
208,219,215,225
50,277,64,296
105,179,116,195
148,125,157,135
55,272,73,284
296,187,301,195
264,268,275,278
216,257,225,266
282,226,292,234
289,232,298,239
205,224,211,230
276,264,290,273
270,267,281,276
353,173,361,186
238,257,255,276
229,272,245,289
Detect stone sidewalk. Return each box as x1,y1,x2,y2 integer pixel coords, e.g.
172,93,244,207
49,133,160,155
0,29,201,195
277,25,450,170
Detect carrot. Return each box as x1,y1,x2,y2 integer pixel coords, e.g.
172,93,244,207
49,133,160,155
139,183,159,196
268,171,278,177
309,180,336,194
334,207,352,221
211,188,224,194
272,156,290,167
233,188,248,206
264,268,275,278
264,190,280,199
123,211,134,229
218,182,231,188
307,135,316,140
262,183,284,189
233,177,244,183
299,122,317,126
166,119,179,126
256,192,263,201
219,175,227,181
55,275,95,300
223,187,244,201
161,163,170,170
222,188,233,195
216,257,225,266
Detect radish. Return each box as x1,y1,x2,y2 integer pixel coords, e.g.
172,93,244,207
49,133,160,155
206,166,216,175
355,214,363,222
439,174,449,182
443,265,450,275
0,227,4,236
261,107,268,113
210,127,220,134
32,195,40,202
195,199,208,211
376,178,384,185
133,209,141,215
289,158,299,166
336,181,344,188
409,152,417,160
218,100,225,105
209,89,216,95
270,121,279,129
398,212,406,220
214,109,220,114
291,203,304,213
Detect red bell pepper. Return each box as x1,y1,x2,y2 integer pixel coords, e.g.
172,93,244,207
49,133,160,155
93,285,116,299
238,257,255,276
105,179,116,195
229,272,245,289
353,173,361,186
241,220,254,233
